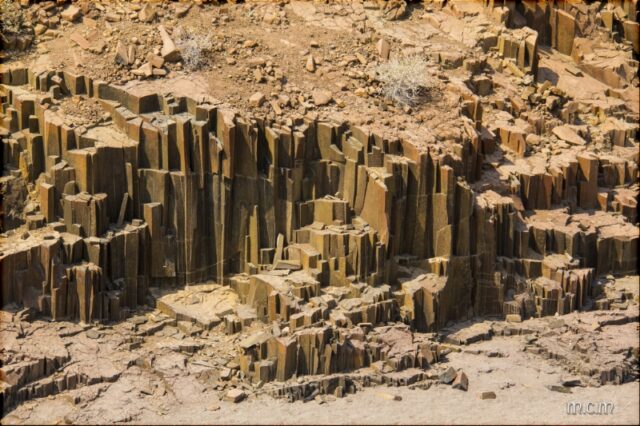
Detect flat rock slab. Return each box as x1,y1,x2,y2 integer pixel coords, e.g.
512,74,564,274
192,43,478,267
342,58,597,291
156,284,238,330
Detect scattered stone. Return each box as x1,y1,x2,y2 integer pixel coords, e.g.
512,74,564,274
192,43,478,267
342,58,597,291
105,13,121,22
70,32,91,51
547,385,572,394
243,40,257,48
147,54,165,69
505,314,522,323
381,0,407,21
354,87,368,98
376,392,402,401
86,329,101,339
224,389,246,403
139,3,156,23
552,125,586,145
376,38,391,60
115,41,132,66
306,55,316,73
478,391,497,400
220,368,233,380
312,89,333,106
61,5,81,22
34,24,47,36
439,367,457,384
175,3,191,18
452,371,469,391
249,92,266,107
158,25,181,62
561,377,583,387
132,63,153,78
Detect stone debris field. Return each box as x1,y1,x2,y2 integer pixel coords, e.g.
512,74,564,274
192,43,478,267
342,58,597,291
0,0,638,424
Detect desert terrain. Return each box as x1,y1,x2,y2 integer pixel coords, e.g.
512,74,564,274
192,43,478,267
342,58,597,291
0,1,638,424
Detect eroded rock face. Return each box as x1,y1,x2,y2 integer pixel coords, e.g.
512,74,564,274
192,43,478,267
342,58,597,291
0,50,637,326
0,0,638,418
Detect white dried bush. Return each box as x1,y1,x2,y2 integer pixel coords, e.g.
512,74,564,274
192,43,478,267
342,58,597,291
174,28,214,71
375,55,433,106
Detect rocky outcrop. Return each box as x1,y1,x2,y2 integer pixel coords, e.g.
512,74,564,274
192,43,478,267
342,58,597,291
2,64,637,333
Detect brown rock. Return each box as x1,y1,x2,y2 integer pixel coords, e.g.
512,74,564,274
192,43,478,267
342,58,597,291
34,24,47,36
224,389,246,403
175,3,191,18
147,54,165,69
380,0,407,21
249,92,266,107
132,63,153,78
115,41,131,66
552,125,586,146
505,314,522,323
306,55,316,73
439,367,456,384
376,38,391,60
61,5,82,22
547,385,572,394
70,32,91,50
452,371,468,391
158,25,181,62
478,391,496,400
105,12,121,22
139,3,156,23
312,89,333,106
376,392,402,401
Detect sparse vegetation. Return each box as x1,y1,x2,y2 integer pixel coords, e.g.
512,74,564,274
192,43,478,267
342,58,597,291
174,28,215,71
375,55,433,106
0,0,25,35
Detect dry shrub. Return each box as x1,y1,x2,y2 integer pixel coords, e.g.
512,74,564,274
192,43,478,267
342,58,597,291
174,28,214,71
375,55,434,106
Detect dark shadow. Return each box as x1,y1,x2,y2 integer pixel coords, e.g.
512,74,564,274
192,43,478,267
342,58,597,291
537,66,559,85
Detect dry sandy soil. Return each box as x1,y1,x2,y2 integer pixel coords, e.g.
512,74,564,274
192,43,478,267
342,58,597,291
2,307,638,425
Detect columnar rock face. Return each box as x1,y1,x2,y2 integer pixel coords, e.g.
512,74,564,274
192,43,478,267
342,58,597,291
1,64,636,334
0,3,638,418
503,0,639,89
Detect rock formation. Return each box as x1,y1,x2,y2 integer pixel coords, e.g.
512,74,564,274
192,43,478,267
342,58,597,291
0,0,638,419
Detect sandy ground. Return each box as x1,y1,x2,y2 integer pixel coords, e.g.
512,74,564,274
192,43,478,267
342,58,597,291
4,338,638,425
6,380,638,425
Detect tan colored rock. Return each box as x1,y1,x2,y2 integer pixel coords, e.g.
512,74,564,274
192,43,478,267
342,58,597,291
552,125,586,146
70,32,91,50
376,38,391,60
147,54,165,69
132,63,153,78
139,3,156,23
115,41,131,66
249,92,266,107
478,391,496,400
306,55,316,73
452,371,469,391
376,392,402,401
34,24,47,36
61,5,81,22
312,89,333,106
158,25,181,62
505,314,522,323
380,0,407,21
224,389,246,403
